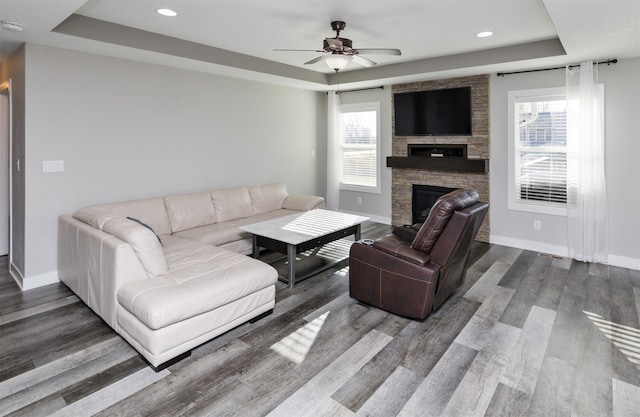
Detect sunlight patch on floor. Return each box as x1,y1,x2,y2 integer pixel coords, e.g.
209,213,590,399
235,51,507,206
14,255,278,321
584,310,640,365
335,266,349,277
270,311,329,364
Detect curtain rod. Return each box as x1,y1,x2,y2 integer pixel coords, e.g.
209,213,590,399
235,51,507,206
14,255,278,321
326,86,384,95
497,59,617,77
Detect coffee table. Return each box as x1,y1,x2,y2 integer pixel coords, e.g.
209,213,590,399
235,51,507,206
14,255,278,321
239,209,369,288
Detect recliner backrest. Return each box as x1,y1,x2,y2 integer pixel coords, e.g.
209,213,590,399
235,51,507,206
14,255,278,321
411,189,480,253
429,201,488,308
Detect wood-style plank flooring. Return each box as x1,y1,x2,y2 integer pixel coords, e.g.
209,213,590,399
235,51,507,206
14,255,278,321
1,221,640,416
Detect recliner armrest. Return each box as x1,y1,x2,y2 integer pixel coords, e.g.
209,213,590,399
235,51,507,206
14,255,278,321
372,235,431,266
391,224,421,242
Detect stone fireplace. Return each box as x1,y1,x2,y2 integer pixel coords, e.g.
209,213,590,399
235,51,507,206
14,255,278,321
389,74,490,242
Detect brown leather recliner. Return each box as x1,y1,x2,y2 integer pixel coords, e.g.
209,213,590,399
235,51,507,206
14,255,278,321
348,189,488,320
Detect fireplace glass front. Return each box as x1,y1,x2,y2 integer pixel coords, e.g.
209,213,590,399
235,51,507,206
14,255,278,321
412,185,458,224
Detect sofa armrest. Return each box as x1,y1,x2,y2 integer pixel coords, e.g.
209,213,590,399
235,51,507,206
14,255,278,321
282,194,325,211
58,215,148,329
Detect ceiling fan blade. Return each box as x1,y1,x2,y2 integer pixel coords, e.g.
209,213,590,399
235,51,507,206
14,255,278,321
274,49,325,52
354,48,402,56
304,56,325,65
352,55,377,67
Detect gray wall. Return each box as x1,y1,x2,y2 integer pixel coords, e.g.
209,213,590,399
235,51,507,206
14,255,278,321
337,87,393,223
6,44,640,287
21,44,325,284
490,57,640,269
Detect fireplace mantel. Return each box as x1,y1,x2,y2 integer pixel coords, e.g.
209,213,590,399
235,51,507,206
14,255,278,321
386,156,489,173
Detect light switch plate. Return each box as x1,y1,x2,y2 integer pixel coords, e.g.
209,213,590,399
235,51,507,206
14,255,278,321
43,160,64,173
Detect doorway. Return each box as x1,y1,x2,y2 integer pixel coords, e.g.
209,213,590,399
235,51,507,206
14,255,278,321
0,80,11,256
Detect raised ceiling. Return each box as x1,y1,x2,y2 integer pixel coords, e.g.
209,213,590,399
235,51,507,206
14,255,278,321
0,0,639,90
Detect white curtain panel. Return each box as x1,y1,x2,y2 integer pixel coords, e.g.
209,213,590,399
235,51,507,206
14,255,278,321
326,91,341,211
566,61,609,263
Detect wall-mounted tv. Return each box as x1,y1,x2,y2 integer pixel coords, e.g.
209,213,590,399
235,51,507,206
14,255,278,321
394,87,472,136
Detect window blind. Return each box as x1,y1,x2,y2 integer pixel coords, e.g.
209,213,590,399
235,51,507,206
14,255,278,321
341,110,377,188
515,96,568,206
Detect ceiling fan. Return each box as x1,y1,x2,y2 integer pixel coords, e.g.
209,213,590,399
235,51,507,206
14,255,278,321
275,21,401,71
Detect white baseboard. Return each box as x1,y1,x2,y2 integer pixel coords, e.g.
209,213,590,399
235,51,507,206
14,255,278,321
490,234,640,271
11,265,60,291
608,255,640,271
490,235,568,259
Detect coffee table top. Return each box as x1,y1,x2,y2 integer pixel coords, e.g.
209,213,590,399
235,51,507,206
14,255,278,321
239,209,369,245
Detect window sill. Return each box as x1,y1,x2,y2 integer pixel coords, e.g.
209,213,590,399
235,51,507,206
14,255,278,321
508,201,567,216
340,184,381,194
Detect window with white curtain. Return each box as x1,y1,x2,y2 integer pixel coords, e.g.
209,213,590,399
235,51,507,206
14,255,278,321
508,87,568,216
339,102,381,193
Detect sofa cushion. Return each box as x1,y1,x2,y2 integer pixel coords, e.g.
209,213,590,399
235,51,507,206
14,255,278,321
100,198,173,236
211,187,254,222
411,189,479,253
248,183,288,215
126,216,162,243
172,208,299,246
165,192,217,233
103,217,169,277
117,236,277,330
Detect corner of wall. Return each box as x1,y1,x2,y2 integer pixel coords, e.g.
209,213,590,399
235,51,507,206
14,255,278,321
12,265,60,291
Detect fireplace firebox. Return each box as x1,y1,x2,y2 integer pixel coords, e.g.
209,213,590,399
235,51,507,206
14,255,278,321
412,184,458,224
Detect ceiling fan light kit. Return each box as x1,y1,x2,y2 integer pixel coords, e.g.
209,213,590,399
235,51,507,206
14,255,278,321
275,20,401,71
326,54,352,71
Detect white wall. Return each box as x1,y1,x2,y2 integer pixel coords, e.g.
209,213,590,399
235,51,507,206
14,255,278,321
490,57,640,270
337,87,393,224
22,44,324,283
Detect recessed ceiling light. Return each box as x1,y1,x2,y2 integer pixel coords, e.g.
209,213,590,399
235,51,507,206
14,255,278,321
476,31,493,38
1,20,23,32
157,8,177,17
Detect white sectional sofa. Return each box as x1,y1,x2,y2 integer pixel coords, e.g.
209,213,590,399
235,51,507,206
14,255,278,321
58,183,324,370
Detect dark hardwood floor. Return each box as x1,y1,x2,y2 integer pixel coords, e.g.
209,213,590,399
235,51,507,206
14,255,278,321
1,221,640,416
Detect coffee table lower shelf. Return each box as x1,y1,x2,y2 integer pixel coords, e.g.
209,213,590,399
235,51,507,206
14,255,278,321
251,224,361,288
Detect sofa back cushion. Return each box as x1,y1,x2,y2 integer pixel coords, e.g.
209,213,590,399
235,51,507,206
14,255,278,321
248,183,288,215
165,192,217,233
102,217,169,277
98,198,173,236
411,189,479,254
211,187,254,222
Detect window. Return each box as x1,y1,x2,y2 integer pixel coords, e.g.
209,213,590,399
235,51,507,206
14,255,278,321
339,102,381,193
508,88,567,215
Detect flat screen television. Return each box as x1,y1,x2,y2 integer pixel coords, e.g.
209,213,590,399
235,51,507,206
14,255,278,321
394,87,472,136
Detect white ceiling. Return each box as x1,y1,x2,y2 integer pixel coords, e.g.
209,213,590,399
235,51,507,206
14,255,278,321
1,0,639,90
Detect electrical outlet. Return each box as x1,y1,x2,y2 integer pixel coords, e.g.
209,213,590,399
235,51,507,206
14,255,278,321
533,220,542,230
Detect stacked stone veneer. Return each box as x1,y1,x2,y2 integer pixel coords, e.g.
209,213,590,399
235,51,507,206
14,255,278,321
391,74,490,242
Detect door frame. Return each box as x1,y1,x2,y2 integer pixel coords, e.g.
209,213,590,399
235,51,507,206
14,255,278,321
0,79,13,264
